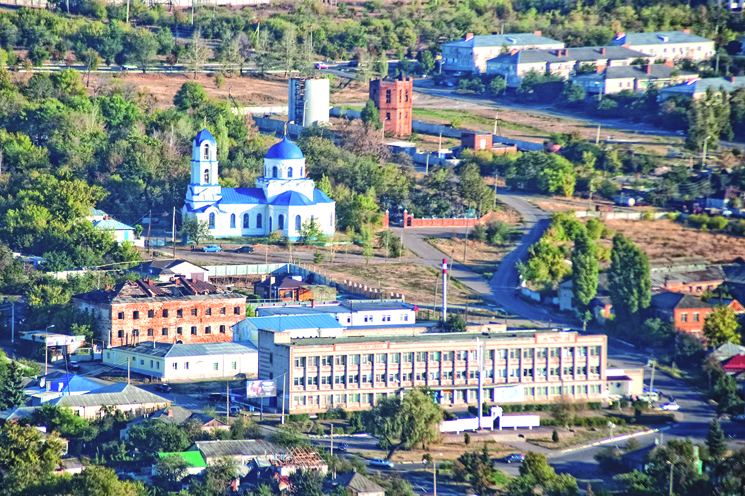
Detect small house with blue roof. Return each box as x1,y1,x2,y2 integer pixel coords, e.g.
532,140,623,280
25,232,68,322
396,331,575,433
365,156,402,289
183,129,336,240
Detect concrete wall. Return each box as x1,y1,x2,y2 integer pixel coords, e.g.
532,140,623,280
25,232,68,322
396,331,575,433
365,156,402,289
233,106,288,116
574,210,668,220
339,280,405,301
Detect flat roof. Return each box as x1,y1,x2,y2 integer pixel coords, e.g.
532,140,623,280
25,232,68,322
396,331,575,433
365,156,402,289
257,301,414,317
110,341,258,358
445,33,563,49
242,315,344,331
612,31,712,46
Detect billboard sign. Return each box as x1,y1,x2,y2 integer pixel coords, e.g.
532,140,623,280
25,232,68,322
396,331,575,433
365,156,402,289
492,385,524,403
246,380,276,398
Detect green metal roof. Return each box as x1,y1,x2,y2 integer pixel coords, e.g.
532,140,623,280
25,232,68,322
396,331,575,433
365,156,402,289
158,451,207,467
93,219,135,231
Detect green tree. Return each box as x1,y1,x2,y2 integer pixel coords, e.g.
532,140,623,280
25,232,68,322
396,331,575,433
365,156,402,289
182,30,210,79
360,99,382,130
419,50,435,75
0,362,26,410
459,162,494,211
299,218,325,245
550,397,575,429
571,229,598,314
446,314,466,332
128,420,190,459
180,217,211,246
0,423,65,495
289,469,324,496
489,76,507,96
77,48,100,87
707,418,727,461
376,230,404,258
608,234,651,326
374,52,389,77
686,88,732,151
704,305,742,347
174,81,207,111
127,29,158,73
552,429,560,443
558,83,586,107
362,388,443,459
155,454,190,492
70,465,139,496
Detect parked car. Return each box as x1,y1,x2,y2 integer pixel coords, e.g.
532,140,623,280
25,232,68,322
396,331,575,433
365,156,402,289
202,245,222,252
499,453,525,464
347,60,359,67
643,386,660,394
235,246,255,253
68,363,80,371
336,443,348,452
661,402,679,411
155,384,172,393
229,406,241,415
369,459,394,469
639,392,659,403
315,62,329,69
732,414,745,423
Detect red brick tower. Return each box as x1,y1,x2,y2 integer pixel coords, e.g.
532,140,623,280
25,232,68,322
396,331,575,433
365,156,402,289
369,75,413,136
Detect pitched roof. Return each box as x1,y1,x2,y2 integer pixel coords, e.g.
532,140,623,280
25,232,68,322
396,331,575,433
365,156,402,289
612,31,712,46
254,276,308,290
132,260,208,275
329,472,385,494
159,451,207,468
487,46,643,65
220,187,267,205
444,33,562,49
93,219,135,231
241,314,344,332
129,405,224,428
193,439,288,459
650,292,715,310
257,300,414,317
573,64,697,81
49,383,169,409
660,77,745,96
723,354,745,372
195,128,216,145
45,374,107,394
650,266,726,288
73,278,242,304
711,341,745,361
111,341,258,359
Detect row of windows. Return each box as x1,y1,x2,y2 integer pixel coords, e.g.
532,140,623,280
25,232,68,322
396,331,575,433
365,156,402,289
679,311,705,323
117,307,240,320
292,365,601,387
173,361,238,371
290,346,602,368
116,325,226,338
383,88,410,104
291,384,605,407
209,212,334,231
362,314,409,323
267,165,303,179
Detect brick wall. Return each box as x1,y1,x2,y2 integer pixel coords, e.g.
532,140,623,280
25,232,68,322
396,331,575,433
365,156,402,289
369,78,413,136
76,296,245,347
402,210,490,228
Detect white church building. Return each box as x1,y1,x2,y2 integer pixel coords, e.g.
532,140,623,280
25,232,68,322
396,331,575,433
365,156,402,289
182,129,336,240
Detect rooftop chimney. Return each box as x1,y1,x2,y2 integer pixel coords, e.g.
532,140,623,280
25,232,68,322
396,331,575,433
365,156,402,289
510,49,518,56
533,30,542,36
600,47,606,55
729,75,737,83
167,409,173,417
683,29,691,34
664,60,674,67
644,64,652,74
465,33,474,41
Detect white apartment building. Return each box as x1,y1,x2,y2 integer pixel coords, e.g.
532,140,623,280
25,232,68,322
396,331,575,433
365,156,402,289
611,31,715,62
442,32,564,73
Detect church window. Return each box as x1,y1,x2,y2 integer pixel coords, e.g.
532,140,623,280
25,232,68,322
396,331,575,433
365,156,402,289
295,215,301,230
300,168,303,176
204,169,209,183
208,213,215,229
230,214,236,228
288,167,293,178
272,166,278,178
278,214,285,230
256,214,262,229
243,214,249,228
269,217,273,231
203,143,210,160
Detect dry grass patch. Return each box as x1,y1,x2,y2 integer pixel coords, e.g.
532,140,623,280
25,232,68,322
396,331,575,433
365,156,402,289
527,425,647,450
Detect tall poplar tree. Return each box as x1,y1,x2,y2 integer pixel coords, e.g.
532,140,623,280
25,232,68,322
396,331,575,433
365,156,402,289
571,228,598,314
608,234,651,325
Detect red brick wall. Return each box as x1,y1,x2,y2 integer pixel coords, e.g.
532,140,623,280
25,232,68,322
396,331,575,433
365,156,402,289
369,78,413,136
663,280,722,294
402,210,490,228
76,296,245,347
462,133,493,151
673,307,711,334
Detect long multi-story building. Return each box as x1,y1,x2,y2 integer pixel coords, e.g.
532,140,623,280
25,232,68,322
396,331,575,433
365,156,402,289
73,278,246,348
611,31,715,62
442,32,564,73
258,328,607,414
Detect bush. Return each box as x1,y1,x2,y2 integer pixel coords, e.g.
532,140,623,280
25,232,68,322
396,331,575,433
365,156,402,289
641,210,654,221
470,224,487,242
334,427,345,435
588,402,602,410
666,211,681,221
313,250,324,263
585,218,604,240
619,400,629,408
552,429,559,442
464,432,471,445
709,216,729,230
625,438,640,452
288,414,310,423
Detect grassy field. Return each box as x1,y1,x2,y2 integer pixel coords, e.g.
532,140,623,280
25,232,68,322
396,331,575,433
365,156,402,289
412,107,543,134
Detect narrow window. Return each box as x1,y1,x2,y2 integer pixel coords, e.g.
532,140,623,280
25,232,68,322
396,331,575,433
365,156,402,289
257,214,262,229
203,143,210,160
208,212,215,228
288,167,293,178
243,214,249,228
278,214,284,230
204,169,209,183
272,166,278,178
230,214,236,228
295,215,301,230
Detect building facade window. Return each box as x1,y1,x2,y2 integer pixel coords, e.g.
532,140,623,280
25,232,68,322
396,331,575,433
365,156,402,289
230,214,236,228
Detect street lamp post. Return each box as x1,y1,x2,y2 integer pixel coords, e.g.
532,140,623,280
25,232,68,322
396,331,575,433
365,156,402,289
702,136,710,169
667,460,674,496
44,324,55,375
422,458,436,496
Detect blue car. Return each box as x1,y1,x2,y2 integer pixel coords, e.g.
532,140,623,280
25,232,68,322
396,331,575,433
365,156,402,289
499,453,525,464
202,245,222,252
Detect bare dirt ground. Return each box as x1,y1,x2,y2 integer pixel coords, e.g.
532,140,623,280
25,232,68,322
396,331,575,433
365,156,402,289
604,218,745,262
83,73,368,110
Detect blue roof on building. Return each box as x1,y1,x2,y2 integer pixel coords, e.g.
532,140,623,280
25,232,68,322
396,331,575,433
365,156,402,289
444,33,562,49
47,374,106,394
611,31,712,46
220,188,267,205
265,137,304,160
313,189,335,203
269,191,314,206
242,314,344,332
94,219,135,231
195,128,216,145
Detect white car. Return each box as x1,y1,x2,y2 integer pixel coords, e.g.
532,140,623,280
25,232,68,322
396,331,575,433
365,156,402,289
661,402,679,411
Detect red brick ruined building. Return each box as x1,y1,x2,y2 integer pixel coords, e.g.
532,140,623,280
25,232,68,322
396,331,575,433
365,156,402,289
369,75,413,136
73,278,245,348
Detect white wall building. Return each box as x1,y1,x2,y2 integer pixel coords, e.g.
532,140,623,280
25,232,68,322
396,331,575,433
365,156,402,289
103,342,258,382
442,32,564,73
611,31,715,62
255,300,417,327
182,129,335,241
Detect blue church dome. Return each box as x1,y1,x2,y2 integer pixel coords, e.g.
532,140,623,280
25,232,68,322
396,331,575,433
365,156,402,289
265,136,304,160
195,128,216,145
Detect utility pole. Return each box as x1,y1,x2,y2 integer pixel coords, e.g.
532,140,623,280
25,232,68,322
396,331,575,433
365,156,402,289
281,372,287,424
172,207,176,259
191,0,195,25
595,124,601,145
668,461,674,496
146,209,152,255
126,0,130,23
10,301,14,345
702,136,709,169
330,424,334,456
649,359,657,397
425,154,429,174
127,357,131,384
226,381,230,422
45,325,54,375
463,223,470,263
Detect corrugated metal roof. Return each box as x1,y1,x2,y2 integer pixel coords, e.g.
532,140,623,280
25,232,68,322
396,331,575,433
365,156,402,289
94,219,135,231
242,314,344,332
50,383,169,408
220,188,267,205
111,341,257,358
661,77,745,96
612,31,712,46
487,46,642,65
194,440,288,459
444,33,562,49
330,472,385,494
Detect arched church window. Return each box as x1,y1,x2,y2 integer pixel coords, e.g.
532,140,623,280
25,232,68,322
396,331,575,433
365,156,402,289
230,214,236,228
256,214,262,229
295,215,301,230
272,166,278,178
269,216,273,231
208,213,215,229
204,169,209,183
288,167,293,178
300,167,303,177
278,215,285,230
204,143,210,160
243,214,249,228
